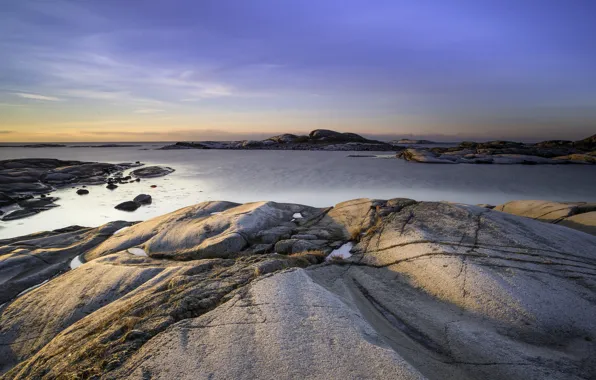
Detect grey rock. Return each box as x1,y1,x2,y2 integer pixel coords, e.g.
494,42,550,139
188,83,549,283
115,201,141,212
2,198,596,379
133,194,152,205
131,166,175,178
1,209,40,221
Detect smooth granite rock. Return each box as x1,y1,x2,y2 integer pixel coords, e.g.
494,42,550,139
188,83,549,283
1,198,595,379
495,200,596,235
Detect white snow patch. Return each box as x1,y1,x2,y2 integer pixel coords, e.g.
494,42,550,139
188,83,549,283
70,255,83,269
128,248,148,257
326,242,354,261
16,279,49,297
210,212,223,215
292,212,303,219
113,226,130,235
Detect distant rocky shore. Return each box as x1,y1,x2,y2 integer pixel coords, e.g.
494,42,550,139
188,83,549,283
160,129,399,151
397,134,596,164
161,129,596,164
0,159,174,221
0,197,595,379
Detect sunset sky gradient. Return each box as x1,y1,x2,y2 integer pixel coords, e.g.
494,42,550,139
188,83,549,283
1,0,595,142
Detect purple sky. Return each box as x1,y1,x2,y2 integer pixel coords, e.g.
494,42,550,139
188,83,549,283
1,0,595,141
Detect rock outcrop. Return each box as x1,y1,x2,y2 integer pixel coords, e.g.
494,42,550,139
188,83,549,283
495,200,596,235
397,134,596,164
1,198,595,379
0,159,142,209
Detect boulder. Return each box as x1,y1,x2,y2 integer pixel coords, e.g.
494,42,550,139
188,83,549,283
133,194,152,205
86,201,321,261
76,189,89,195
115,201,141,212
106,183,118,190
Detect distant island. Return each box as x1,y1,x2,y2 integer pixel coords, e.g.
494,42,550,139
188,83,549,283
160,129,400,151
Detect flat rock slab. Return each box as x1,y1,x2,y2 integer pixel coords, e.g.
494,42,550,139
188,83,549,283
131,166,175,178
112,269,424,380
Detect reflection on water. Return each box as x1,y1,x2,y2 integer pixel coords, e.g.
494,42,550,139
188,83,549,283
1,144,595,239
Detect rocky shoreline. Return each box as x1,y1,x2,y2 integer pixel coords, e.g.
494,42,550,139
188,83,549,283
0,159,174,221
1,197,595,379
397,134,596,164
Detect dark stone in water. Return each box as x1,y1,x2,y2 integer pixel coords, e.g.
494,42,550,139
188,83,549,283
133,194,152,205
106,183,118,190
76,189,89,195
115,201,140,212
1,209,40,221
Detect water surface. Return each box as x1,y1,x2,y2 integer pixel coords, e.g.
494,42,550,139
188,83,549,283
1,144,595,238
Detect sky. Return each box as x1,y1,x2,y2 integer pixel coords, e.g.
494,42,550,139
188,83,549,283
1,0,595,142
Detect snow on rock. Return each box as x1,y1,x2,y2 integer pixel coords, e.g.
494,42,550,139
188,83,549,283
293,212,303,219
70,255,83,270
127,248,148,257
326,242,353,261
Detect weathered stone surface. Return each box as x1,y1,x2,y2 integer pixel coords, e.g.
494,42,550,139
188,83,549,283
1,198,595,379
111,269,425,380
86,201,320,261
495,200,596,235
1,253,321,378
0,221,133,304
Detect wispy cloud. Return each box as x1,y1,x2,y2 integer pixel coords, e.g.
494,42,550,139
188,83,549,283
13,92,60,101
133,108,165,114
0,130,14,134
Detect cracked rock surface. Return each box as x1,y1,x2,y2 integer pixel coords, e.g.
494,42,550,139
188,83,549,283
495,200,596,236
1,198,595,379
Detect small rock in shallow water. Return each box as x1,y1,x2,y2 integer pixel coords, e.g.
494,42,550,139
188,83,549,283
76,189,89,195
133,194,152,205
106,183,118,190
131,166,175,178
115,201,141,212
150,185,157,188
